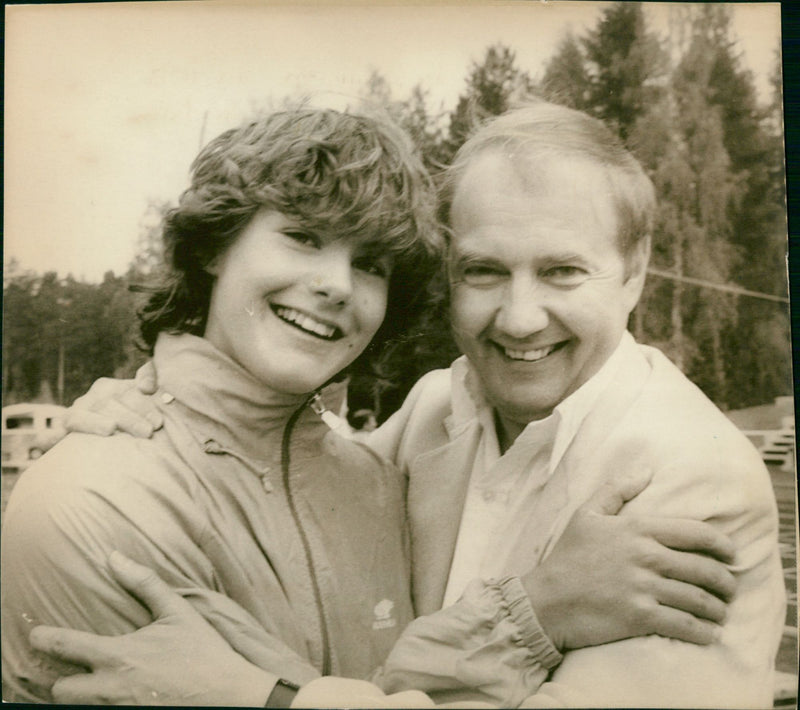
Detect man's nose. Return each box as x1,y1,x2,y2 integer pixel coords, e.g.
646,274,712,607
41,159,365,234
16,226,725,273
310,249,353,306
495,275,549,338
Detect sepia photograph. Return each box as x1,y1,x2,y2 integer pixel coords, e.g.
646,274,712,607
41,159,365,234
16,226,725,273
3,1,796,707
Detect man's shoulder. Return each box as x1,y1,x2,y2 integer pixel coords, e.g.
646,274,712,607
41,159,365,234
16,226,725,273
406,367,455,412
323,427,401,478
397,367,460,439
367,367,457,466
603,345,773,514
630,345,760,456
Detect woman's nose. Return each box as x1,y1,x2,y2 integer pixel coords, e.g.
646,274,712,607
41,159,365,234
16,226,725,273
310,249,353,305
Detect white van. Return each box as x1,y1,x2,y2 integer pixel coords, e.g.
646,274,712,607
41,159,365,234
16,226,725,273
2,403,67,473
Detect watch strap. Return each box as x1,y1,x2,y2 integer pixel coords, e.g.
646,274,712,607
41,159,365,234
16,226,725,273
265,678,301,708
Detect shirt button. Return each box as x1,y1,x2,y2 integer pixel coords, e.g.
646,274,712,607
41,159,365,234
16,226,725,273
482,490,495,503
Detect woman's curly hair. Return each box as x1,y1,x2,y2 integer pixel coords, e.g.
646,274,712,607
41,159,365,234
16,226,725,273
137,107,443,382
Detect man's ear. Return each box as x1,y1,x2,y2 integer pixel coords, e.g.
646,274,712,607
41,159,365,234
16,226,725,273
623,234,651,311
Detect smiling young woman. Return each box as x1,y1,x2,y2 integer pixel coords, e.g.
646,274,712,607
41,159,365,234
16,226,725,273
1,107,442,704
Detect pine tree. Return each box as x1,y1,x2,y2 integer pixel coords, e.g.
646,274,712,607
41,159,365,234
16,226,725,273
447,44,535,151
540,32,593,111
582,2,668,139
626,7,740,406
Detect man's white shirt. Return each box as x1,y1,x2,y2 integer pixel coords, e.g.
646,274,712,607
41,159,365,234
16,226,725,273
444,332,639,606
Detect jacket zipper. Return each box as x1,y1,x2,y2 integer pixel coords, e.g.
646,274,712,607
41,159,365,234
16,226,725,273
281,397,332,676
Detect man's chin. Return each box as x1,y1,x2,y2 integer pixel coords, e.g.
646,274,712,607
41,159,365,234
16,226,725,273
490,391,559,427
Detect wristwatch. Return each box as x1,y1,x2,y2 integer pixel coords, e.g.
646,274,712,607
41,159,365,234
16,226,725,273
265,678,301,708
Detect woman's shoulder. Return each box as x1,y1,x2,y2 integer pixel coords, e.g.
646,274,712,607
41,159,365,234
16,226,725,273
13,430,148,484
4,430,188,525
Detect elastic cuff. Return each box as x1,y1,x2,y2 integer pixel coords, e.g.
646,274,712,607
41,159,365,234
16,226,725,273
496,576,563,670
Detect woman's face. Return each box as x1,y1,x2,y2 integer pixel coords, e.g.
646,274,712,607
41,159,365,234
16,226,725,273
204,209,392,395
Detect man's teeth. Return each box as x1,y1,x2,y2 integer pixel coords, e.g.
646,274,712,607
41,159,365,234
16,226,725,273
504,344,556,362
274,307,337,339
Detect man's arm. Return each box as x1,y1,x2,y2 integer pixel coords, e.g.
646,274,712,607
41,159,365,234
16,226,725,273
1,446,158,702
30,553,444,708
29,553,279,706
518,454,785,709
63,363,162,438
369,476,736,707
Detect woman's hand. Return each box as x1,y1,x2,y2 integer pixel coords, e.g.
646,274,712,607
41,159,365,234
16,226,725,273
30,552,276,706
522,474,736,651
65,361,162,438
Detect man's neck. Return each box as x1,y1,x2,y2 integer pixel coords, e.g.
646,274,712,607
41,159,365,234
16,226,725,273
494,410,541,454
490,335,634,455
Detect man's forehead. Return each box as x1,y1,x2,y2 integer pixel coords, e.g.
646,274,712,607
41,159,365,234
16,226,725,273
449,150,619,246
454,147,610,199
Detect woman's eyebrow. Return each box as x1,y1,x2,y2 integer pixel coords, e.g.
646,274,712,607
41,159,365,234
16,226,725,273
280,218,314,232
355,238,394,258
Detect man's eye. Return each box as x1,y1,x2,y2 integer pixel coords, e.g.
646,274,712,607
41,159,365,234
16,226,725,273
460,264,505,287
284,231,319,248
543,265,588,285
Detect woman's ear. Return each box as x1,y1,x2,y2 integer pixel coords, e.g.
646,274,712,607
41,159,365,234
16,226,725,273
204,256,221,277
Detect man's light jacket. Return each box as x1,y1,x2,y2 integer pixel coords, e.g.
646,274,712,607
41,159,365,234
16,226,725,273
367,333,785,708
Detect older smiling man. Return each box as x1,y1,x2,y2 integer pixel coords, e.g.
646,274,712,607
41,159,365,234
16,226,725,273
23,102,784,708
365,102,784,707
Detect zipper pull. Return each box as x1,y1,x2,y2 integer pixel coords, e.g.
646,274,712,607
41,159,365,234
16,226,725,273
309,393,352,437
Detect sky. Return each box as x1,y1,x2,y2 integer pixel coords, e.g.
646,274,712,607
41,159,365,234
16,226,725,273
5,1,782,283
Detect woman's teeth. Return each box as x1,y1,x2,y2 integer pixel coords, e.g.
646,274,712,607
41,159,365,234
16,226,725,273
273,306,339,339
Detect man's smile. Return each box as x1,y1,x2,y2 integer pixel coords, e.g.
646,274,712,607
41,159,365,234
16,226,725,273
492,340,568,363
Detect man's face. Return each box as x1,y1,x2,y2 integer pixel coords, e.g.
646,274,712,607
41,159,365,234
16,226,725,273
448,149,648,441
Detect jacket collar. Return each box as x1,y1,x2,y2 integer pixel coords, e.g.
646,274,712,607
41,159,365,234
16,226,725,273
408,417,483,616
153,333,344,461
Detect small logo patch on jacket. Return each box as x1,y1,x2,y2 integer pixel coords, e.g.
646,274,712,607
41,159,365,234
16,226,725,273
372,599,397,630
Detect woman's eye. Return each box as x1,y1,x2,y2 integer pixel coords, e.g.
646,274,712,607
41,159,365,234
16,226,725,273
354,256,391,278
284,231,319,248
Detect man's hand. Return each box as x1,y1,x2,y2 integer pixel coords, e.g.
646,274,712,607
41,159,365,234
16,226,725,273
522,474,736,651
29,552,275,706
65,361,162,438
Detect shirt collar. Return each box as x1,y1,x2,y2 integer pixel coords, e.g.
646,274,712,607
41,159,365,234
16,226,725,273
548,331,637,470
451,331,639,476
